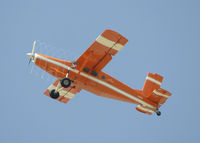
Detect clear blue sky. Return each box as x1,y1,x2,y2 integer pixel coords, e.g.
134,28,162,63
1,0,200,143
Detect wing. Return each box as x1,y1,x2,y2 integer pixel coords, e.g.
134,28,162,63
76,29,128,73
44,80,82,103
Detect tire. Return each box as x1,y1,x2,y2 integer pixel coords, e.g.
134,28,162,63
156,110,161,116
60,78,71,88
50,89,60,99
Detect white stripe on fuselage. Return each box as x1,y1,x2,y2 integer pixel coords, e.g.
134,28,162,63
34,54,155,109
34,54,78,74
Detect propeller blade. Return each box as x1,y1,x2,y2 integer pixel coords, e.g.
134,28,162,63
28,40,36,65
32,40,36,54
28,58,32,65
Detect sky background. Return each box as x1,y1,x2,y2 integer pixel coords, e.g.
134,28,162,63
1,0,200,143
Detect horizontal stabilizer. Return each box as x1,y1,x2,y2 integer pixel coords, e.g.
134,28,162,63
136,105,155,115
148,88,171,105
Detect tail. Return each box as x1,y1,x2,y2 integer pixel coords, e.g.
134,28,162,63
136,72,171,115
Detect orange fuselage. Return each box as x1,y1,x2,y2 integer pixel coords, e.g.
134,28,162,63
34,53,158,110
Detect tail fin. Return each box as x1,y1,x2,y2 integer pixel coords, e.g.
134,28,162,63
136,73,172,115
142,72,163,97
142,72,171,106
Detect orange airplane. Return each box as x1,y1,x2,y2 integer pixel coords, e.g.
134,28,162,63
27,29,171,116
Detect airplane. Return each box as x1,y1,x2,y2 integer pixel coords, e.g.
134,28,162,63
27,29,171,116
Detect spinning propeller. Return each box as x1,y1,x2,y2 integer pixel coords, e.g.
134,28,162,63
27,40,36,65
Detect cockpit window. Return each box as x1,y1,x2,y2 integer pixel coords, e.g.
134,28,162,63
91,70,98,77
101,75,106,79
83,67,89,73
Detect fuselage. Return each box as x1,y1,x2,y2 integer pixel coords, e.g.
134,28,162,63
33,53,157,109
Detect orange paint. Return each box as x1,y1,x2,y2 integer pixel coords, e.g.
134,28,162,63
30,29,171,115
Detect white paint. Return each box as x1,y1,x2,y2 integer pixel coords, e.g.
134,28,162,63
35,54,155,108
34,54,78,74
48,85,75,99
32,40,36,54
153,90,169,98
27,53,33,59
137,105,154,113
146,76,162,86
96,35,124,51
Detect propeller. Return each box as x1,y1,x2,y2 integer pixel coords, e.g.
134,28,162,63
27,40,36,65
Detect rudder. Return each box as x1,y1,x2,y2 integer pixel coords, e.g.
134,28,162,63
142,72,163,97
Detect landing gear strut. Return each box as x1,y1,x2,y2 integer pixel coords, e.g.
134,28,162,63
50,67,72,99
155,109,161,116
60,66,72,88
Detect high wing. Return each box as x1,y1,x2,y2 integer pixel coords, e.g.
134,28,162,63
44,80,82,103
76,29,128,73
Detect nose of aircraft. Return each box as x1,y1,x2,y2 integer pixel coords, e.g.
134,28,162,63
27,53,35,64
27,53,34,59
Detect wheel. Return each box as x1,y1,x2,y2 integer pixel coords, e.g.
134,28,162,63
50,89,60,99
156,110,161,116
60,78,71,88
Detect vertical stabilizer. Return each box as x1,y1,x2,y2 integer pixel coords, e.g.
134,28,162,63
142,72,163,97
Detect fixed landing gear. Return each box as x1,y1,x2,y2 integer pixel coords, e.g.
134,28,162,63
155,109,161,116
49,78,71,99
60,78,71,88
60,66,72,88
50,67,72,99
50,89,60,99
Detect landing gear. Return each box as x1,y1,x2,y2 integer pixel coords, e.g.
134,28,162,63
49,78,71,99
155,109,161,116
50,68,72,99
50,89,60,99
60,78,71,88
